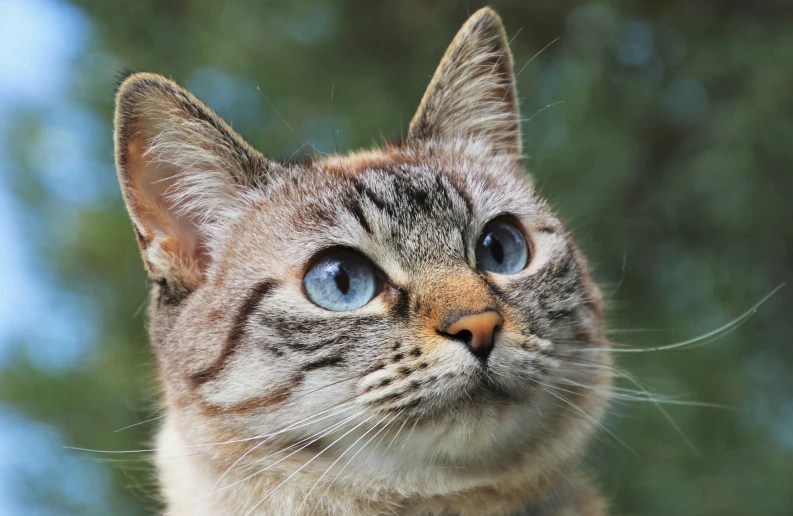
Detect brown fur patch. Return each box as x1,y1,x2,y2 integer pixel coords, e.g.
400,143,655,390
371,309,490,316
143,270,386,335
222,380,296,414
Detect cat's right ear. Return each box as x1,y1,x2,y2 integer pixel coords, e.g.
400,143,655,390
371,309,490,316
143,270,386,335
114,73,280,291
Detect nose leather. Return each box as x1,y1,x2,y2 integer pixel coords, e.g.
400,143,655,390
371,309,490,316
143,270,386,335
444,311,503,358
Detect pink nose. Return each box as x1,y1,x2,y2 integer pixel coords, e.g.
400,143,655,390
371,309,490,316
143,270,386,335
444,311,503,359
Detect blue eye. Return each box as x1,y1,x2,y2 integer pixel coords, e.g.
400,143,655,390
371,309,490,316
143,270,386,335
475,220,529,275
303,251,378,311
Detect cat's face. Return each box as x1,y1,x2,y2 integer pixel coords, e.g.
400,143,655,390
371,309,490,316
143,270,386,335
115,9,610,495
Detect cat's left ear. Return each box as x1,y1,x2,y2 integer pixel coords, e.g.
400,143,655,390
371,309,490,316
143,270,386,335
406,8,521,158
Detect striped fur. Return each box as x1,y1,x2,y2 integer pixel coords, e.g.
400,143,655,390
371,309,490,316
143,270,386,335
114,8,610,515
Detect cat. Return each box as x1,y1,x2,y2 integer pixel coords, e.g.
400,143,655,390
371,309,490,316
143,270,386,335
114,8,611,515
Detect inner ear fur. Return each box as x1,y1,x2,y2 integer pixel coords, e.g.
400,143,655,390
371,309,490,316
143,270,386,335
114,73,280,290
406,8,522,158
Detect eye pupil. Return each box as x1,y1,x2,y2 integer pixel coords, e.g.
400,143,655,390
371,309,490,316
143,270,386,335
475,220,529,275
303,250,378,311
487,234,504,264
334,268,350,295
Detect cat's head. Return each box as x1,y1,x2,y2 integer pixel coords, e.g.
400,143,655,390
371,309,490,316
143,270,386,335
115,8,610,496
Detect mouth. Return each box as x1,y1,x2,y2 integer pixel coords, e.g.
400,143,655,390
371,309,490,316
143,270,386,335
359,341,543,423
373,372,530,427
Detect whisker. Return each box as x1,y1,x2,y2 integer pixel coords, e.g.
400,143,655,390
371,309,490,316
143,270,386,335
310,410,404,515
244,416,374,515
360,414,401,470
549,354,699,452
607,328,672,335
295,411,398,515
400,417,421,451
166,410,366,515
522,101,565,127
193,403,362,515
194,439,270,514
582,283,784,354
539,382,639,458
554,376,736,410
240,408,362,472
168,411,363,516
256,86,304,148
114,414,166,433
502,37,559,102
288,140,311,161
381,413,412,458
74,398,360,460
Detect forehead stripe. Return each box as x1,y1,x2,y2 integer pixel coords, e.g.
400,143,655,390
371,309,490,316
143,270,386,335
353,178,395,216
440,174,473,217
343,196,373,234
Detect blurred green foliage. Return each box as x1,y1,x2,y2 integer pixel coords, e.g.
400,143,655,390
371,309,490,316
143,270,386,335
1,0,792,514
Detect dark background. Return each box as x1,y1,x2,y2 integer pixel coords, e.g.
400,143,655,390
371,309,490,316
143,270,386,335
0,0,791,514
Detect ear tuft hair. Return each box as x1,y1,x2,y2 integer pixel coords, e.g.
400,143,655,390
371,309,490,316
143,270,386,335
114,73,280,290
406,8,522,158
114,68,140,94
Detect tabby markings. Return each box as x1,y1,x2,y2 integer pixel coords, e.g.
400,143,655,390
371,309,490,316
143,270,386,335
190,280,277,385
